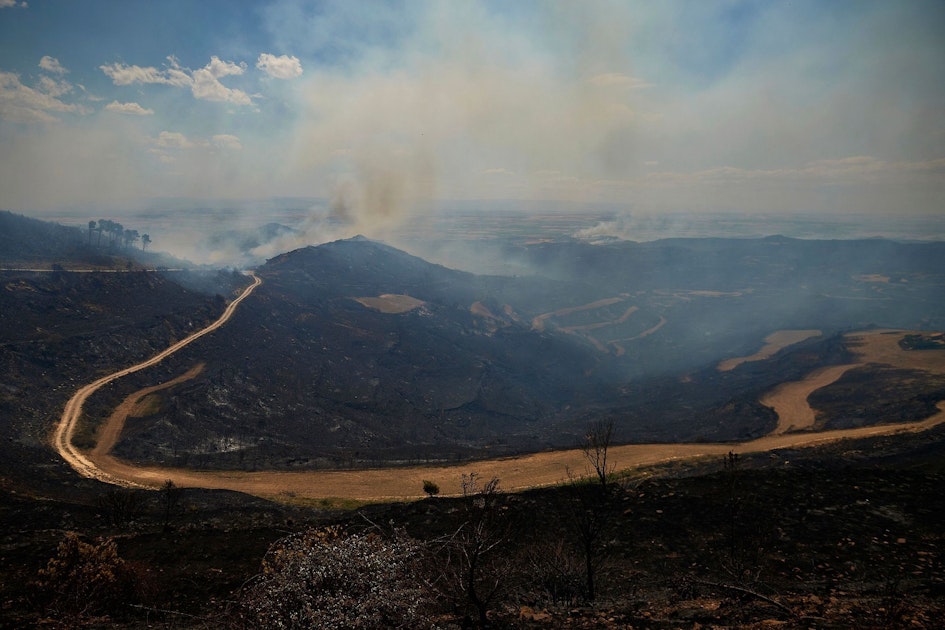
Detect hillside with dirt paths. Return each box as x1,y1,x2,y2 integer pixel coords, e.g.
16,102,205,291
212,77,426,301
102,235,945,471
3,214,945,627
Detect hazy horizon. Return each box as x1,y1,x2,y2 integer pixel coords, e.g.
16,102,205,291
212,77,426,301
1,1,943,238
25,198,945,272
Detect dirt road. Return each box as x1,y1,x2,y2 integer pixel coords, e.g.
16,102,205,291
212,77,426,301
57,285,945,502
73,399,945,502
52,273,262,485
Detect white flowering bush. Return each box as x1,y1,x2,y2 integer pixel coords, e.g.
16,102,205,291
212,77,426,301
237,526,436,629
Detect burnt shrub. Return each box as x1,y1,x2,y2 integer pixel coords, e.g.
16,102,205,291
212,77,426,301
235,526,436,629
32,532,141,619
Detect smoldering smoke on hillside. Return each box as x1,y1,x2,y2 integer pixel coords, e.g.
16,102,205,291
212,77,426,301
42,201,945,272
392,208,945,276
571,211,945,244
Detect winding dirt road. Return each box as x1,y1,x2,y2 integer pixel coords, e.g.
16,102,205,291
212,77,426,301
56,283,945,502
52,272,262,486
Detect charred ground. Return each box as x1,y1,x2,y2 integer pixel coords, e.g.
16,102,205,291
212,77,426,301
2,426,944,628
3,213,945,626
96,234,945,469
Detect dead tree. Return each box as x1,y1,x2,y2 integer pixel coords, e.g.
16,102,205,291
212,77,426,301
159,479,183,532
436,473,511,627
567,419,620,602
582,419,615,488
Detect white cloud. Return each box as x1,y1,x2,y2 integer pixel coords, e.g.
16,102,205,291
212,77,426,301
205,56,245,78
105,100,154,116
4,2,943,218
37,75,72,97
191,58,251,105
0,71,81,123
0,0,27,8
256,53,303,79
212,134,242,150
39,56,67,74
101,55,253,106
100,60,184,86
154,131,195,149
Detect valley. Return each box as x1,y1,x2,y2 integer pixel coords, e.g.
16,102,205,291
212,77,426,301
4,3,944,623
63,327,945,500
96,234,945,471
3,211,945,628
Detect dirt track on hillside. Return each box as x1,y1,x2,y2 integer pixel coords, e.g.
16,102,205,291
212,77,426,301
90,364,205,459
52,273,261,486
67,323,945,501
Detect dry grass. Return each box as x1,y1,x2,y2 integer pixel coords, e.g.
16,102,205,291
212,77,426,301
761,364,854,433
353,294,425,314
761,329,945,434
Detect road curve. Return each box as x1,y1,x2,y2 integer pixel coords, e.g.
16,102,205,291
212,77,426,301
52,272,262,485
58,302,945,500
65,401,945,501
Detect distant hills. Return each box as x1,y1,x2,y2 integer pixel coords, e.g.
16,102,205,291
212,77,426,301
109,233,945,469
3,211,945,474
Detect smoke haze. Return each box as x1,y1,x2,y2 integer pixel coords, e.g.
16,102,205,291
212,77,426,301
1,1,942,255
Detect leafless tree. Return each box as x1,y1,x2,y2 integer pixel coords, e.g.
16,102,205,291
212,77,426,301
434,473,511,628
159,479,182,532
520,537,583,606
582,419,615,488
97,489,144,527
565,419,621,601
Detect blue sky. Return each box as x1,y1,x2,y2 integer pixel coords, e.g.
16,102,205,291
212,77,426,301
1,0,943,223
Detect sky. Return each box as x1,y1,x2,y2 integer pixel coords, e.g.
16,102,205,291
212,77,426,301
1,0,944,225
